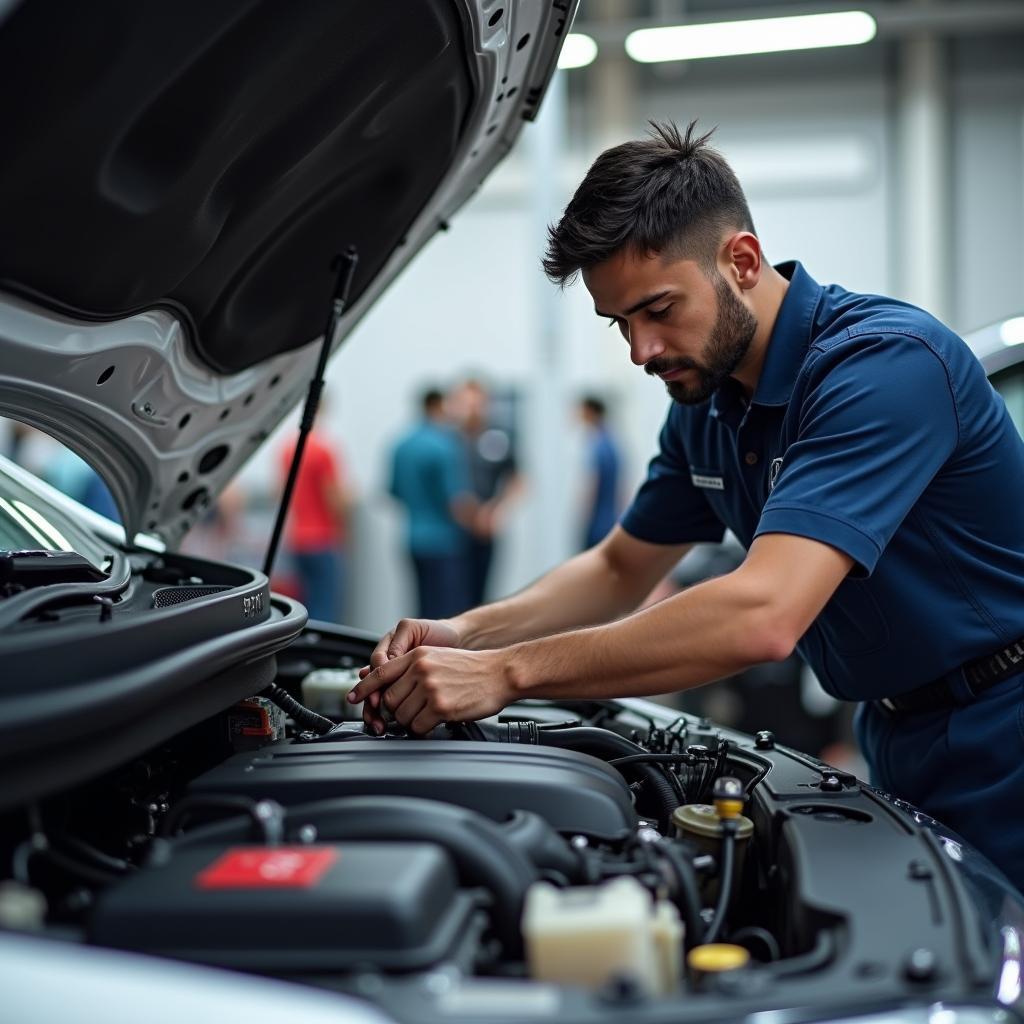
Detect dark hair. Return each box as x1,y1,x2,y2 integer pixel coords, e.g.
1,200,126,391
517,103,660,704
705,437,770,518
421,388,445,411
580,395,606,419
543,120,755,286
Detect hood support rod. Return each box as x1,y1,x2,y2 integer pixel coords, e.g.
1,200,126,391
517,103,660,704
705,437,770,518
262,246,359,582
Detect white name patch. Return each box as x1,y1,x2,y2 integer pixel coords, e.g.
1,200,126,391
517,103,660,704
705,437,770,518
691,473,724,491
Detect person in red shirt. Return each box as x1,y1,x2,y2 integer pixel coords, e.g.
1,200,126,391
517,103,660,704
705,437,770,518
279,411,352,623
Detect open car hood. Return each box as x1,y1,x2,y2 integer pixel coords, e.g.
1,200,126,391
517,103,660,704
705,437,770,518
0,0,574,544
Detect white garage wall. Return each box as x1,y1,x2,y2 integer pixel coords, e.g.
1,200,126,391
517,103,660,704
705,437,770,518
952,69,1024,332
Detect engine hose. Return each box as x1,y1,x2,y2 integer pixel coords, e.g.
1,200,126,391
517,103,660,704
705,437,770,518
703,820,737,944
632,763,680,833
531,726,645,760
262,683,335,735
530,726,680,831
157,794,285,844
501,811,582,880
165,795,536,958
652,841,705,951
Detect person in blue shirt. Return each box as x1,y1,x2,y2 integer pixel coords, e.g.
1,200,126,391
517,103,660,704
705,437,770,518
355,122,1024,892
389,388,476,620
578,395,622,551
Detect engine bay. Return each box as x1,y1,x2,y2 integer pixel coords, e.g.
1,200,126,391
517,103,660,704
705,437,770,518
0,612,1011,1024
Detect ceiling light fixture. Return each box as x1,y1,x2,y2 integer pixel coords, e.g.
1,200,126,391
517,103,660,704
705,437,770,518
625,11,877,64
558,32,598,70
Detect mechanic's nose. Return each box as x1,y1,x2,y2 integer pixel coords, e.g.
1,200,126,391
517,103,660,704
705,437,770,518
629,328,665,367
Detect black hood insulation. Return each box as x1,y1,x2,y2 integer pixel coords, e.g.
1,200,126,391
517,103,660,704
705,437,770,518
0,0,474,373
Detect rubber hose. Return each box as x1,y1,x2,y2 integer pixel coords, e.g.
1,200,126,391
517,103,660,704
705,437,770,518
262,683,335,735
501,811,582,880
653,841,705,951
632,762,680,833
703,821,737,944
533,727,679,830
166,795,536,957
532,726,646,760
157,794,283,843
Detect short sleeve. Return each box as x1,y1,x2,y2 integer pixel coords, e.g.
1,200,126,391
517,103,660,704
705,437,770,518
439,436,470,503
621,407,726,545
755,331,959,575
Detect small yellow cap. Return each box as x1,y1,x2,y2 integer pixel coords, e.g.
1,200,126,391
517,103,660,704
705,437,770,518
713,798,745,820
687,943,751,974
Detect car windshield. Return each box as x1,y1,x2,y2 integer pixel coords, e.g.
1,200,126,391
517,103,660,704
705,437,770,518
0,457,112,576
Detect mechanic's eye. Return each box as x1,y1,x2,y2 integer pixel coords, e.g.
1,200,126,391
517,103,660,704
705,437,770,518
648,304,672,319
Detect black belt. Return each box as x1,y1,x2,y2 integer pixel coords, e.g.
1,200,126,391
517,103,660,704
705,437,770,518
875,638,1024,715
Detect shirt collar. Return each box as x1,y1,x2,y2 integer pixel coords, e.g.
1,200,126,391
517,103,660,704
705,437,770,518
751,260,821,408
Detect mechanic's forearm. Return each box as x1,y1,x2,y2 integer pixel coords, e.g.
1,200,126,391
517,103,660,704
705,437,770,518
500,569,789,700
451,545,657,650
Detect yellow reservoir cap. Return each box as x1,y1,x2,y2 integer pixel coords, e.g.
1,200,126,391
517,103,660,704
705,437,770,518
687,943,751,973
672,803,754,840
713,798,745,820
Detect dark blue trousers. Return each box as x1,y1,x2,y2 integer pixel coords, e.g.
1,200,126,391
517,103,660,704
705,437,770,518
293,548,344,623
855,673,1024,893
410,553,471,620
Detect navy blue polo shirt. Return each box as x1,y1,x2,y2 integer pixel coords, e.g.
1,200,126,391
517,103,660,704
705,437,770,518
622,261,1024,701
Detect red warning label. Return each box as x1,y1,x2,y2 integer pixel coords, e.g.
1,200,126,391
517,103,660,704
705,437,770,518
196,847,338,889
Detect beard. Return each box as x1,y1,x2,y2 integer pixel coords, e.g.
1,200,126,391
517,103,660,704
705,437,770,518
645,272,758,405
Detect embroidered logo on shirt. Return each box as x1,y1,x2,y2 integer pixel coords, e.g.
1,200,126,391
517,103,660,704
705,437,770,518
769,457,784,491
691,473,725,491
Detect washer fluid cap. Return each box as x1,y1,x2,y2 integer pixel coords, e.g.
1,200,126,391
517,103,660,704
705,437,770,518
672,804,753,840
687,943,750,973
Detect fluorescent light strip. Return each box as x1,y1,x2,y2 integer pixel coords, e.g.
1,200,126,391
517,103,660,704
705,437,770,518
558,32,598,70
1000,316,1024,347
626,11,877,64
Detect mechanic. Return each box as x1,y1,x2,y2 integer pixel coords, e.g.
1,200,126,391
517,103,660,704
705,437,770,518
350,121,1024,892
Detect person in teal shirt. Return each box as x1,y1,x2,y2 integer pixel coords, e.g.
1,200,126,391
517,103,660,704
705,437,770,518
390,388,476,619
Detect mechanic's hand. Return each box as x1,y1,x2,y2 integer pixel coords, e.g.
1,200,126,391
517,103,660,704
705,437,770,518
349,647,511,736
359,618,461,734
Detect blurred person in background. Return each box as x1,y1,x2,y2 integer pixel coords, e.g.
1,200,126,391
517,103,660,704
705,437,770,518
578,395,622,551
278,397,352,623
449,378,523,606
2,420,118,521
389,387,476,619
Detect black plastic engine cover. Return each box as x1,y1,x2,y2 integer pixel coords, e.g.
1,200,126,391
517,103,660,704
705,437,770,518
90,842,477,972
190,740,637,839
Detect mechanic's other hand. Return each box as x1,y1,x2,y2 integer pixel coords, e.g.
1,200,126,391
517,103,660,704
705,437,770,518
358,619,461,734
349,647,511,736
361,618,461,676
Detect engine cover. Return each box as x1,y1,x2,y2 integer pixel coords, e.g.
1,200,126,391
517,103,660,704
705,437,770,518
189,739,636,839
91,841,478,972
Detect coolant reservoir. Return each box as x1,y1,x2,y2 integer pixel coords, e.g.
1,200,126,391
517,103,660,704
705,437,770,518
672,803,753,902
671,803,754,847
301,667,363,719
522,877,682,995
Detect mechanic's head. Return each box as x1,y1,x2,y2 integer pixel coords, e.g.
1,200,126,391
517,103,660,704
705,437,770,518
543,121,761,405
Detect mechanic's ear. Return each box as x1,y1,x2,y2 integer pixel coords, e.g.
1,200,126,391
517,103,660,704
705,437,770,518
723,232,762,291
